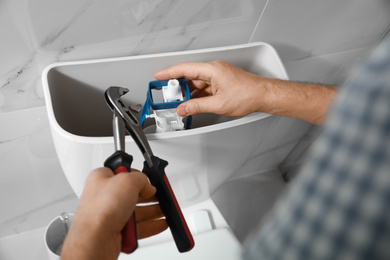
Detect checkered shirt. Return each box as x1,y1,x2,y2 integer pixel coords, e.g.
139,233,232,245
243,35,390,260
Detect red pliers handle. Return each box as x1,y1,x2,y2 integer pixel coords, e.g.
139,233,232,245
104,150,138,254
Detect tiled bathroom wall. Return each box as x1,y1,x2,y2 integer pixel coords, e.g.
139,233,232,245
1,0,390,258
0,0,267,112
252,0,390,84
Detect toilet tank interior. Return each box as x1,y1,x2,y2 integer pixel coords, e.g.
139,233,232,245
45,44,286,137
47,67,235,136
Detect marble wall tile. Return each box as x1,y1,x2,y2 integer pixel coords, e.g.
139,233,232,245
2,1,390,112
251,0,390,62
0,107,76,236
0,2,43,112
0,0,266,113
250,0,390,90
26,0,264,55
284,47,371,85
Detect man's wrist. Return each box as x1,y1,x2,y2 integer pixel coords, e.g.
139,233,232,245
61,211,121,260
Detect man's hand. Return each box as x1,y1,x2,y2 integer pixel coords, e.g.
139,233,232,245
61,167,168,260
155,60,266,117
155,60,335,125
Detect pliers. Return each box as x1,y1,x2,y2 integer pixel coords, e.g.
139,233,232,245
104,86,195,254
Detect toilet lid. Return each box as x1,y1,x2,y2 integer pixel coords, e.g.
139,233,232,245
118,228,242,260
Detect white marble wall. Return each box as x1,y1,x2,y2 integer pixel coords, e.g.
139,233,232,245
252,0,390,85
0,0,266,112
1,0,390,249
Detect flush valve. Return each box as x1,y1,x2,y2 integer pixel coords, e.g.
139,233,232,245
140,79,192,133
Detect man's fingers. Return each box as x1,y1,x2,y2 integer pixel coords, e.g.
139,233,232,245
187,79,210,93
120,171,156,200
135,204,167,239
137,219,168,239
138,195,158,203
154,62,213,82
135,204,165,222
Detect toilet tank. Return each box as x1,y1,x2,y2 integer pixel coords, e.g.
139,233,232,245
42,42,311,207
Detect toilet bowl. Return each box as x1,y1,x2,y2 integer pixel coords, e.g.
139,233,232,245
42,42,311,258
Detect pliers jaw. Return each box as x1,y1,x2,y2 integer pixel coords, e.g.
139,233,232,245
105,86,154,167
112,110,126,152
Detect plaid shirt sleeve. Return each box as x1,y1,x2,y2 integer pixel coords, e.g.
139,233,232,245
243,35,390,260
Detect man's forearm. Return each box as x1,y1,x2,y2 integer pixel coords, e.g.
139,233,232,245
260,78,336,125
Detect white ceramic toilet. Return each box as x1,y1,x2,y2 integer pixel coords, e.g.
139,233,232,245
42,42,311,259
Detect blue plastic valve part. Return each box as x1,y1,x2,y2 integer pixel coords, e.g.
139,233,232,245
140,79,192,130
